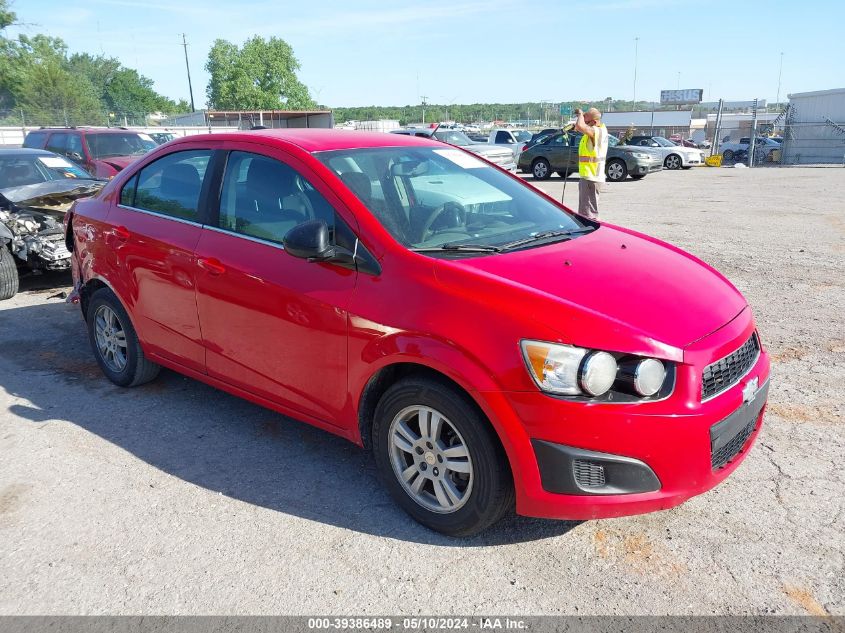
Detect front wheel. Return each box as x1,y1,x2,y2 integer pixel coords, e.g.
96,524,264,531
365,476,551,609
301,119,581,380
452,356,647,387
630,174,646,180
722,149,734,161
86,288,161,387
531,158,551,180
372,378,514,537
664,154,682,170
0,246,19,300
605,159,628,182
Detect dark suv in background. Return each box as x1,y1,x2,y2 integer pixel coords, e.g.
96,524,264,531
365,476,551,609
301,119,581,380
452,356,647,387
23,127,157,179
518,132,664,181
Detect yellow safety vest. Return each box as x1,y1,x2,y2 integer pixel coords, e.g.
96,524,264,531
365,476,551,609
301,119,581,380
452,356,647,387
578,127,604,179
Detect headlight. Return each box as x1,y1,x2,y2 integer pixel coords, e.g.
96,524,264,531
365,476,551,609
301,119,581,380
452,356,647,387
521,340,670,400
579,351,617,396
634,358,666,396
521,340,587,395
632,152,651,159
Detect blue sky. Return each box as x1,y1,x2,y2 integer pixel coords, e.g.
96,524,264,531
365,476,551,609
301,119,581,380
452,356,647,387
9,0,845,109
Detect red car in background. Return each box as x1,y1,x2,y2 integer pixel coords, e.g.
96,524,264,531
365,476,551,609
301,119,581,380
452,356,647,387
65,129,770,536
23,127,158,179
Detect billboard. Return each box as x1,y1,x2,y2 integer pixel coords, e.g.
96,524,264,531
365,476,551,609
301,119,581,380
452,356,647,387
660,89,703,105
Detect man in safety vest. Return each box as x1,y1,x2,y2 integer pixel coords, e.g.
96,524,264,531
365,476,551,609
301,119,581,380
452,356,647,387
573,107,608,219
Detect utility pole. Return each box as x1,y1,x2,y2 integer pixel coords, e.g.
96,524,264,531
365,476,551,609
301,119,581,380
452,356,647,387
633,37,639,110
775,52,784,108
748,98,759,167
421,96,428,124
181,34,196,113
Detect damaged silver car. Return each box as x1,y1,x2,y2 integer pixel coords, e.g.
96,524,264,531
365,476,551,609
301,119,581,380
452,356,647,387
0,149,105,299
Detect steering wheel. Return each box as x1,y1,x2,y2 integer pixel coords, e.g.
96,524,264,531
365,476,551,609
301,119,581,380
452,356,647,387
420,201,467,242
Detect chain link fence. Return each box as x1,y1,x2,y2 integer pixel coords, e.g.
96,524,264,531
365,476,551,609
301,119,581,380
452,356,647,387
0,108,174,130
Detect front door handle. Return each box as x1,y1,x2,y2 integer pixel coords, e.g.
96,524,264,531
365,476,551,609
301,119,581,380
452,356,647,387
112,225,130,241
197,257,226,275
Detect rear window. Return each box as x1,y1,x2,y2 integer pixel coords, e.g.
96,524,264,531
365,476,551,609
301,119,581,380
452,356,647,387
23,131,48,149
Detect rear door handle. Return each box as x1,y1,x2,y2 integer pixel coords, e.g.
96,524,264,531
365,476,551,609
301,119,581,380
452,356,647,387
112,225,130,241
197,257,226,275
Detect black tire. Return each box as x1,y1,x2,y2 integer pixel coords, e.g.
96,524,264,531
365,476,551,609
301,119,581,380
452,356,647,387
0,246,19,300
681,166,693,170
664,154,682,170
630,174,646,180
722,149,734,161
605,158,628,182
531,158,551,180
556,170,572,179
86,287,160,387
372,377,514,537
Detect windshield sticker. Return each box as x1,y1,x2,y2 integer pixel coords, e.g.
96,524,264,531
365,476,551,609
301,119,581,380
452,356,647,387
138,133,154,142
38,156,74,168
433,149,485,169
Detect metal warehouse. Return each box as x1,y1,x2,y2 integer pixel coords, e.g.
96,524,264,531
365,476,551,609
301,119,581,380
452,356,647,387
782,88,845,165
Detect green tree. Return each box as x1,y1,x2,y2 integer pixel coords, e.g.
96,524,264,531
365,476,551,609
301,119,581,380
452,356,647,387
15,58,102,125
205,36,315,110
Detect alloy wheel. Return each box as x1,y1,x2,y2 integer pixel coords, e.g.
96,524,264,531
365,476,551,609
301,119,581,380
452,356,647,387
388,405,474,514
607,162,625,181
94,305,128,373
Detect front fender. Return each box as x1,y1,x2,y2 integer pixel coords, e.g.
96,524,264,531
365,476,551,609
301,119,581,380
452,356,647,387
351,330,534,498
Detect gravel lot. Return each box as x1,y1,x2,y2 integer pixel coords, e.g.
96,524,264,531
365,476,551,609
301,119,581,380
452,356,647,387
0,166,843,616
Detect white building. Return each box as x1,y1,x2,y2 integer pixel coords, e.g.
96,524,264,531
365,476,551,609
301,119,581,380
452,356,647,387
782,88,845,165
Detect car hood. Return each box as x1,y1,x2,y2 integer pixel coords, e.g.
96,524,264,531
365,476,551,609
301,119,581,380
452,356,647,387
0,179,105,212
447,225,747,354
94,155,138,171
613,146,663,158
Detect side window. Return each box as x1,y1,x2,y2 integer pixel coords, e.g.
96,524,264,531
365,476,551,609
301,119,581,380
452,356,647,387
46,133,68,154
551,135,568,146
120,174,138,207
66,134,84,160
740,138,750,144
23,131,48,149
495,131,512,143
133,150,211,221
218,151,335,244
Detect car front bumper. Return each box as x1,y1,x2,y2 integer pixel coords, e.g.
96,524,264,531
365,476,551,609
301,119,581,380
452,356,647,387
630,159,663,175
479,310,770,521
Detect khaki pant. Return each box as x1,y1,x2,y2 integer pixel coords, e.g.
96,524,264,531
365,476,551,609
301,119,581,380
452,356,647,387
578,179,600,219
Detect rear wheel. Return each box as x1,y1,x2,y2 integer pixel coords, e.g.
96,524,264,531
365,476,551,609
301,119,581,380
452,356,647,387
531,158,551,180
722,149,734,161
0,246,19,300
664,154,682,170
630,174,646,180
86,288,160,387
605,159,627,182
372,378,513,537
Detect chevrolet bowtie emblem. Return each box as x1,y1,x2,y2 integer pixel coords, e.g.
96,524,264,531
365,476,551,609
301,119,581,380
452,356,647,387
742,377,759,404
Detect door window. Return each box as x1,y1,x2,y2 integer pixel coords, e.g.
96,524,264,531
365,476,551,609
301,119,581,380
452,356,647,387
46,133,68,154
23,131,48,149
66,134,85,162
217,151,335,244
495,131,513,143
123,150,211,221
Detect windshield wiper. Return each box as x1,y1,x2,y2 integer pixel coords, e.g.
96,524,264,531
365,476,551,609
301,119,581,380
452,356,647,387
500,228,592,251
412,243,502,253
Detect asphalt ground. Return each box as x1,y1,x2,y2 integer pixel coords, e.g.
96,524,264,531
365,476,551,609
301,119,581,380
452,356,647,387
0,166,843,615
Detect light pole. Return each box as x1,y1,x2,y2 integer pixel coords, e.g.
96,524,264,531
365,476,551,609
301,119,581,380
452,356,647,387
181,34,195,113
775,52,784,107
633,37,639,110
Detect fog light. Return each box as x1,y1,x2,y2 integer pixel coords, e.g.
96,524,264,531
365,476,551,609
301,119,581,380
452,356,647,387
579,351,617,396
634,358,665,396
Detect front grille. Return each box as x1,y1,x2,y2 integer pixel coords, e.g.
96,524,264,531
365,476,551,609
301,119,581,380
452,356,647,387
573,460,606,488
712,417,757,470
702,333,760,400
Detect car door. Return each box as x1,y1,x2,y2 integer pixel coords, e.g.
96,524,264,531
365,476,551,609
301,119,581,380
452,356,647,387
546,134,573,172
109,145,215,373
193,145,357,426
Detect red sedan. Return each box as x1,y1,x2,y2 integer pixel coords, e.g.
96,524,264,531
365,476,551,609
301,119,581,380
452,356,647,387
65,129,770,536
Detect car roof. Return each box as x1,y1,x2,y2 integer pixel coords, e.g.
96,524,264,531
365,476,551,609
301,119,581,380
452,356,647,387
167,128,437,153
30,127,147,135
0,148,58,157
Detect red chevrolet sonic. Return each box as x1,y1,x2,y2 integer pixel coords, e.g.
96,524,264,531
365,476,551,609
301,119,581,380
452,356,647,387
65,129,770,536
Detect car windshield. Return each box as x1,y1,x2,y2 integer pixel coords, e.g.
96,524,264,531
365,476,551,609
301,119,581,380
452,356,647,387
652,137,676,147
86,133,157,158
512,130,532,142
0,154,93,188
433,130,472,146
316,146,592,255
